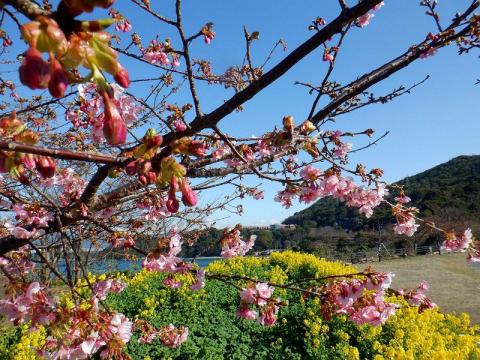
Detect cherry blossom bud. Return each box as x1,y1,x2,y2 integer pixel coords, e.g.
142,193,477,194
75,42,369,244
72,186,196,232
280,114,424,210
125,160,138,175
35,156,56,178
0,112,24,135
139,160,152,174
138,174,148,185
299,120,315,135
48,57,68,98
21,17,67,54
166,178,180,213
146,171,157,184
143,129,163,148
180,179,197,207
283,115,295,133
102,92,127,145
114,64,130,88
190,140,207,157
166,191,179,213
22,154,36,170
19,47,51,90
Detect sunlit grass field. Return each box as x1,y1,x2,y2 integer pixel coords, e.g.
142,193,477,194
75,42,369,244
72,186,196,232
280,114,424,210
355,252,480,323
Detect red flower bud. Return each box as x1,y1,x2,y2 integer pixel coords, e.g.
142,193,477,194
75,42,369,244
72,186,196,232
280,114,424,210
114,64,130,88
125,160,137,175
166,178,180,213
138,175,148,185
102,92,127,145
35,155,56,178
180,179,197,207
139,160,152,174
146,171,157,184
150,134,163,147
189,140,207,157
48,57,68,98
22,154,36,170
19,47,50,90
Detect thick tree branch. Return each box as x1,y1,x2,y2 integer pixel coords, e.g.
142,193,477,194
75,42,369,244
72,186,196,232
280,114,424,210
0,141,125,165
1,0,50,20
157,0,383,147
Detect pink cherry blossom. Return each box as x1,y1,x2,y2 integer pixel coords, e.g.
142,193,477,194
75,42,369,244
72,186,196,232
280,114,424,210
255,283,274,306
441,228,473,252
93,279,126,300
258,304,279,327
173,119,187,132
365,272,394,291
356,13,374,27
236,305,258,320
190,269,205,291
373,1,384,11
212,144,231,160
395,195,411,204
164,277,183,289
158,324,189,348
220,230,256,258
12,203,54,228
419,47,437,59
300,165,322,181
108,313,133,344
4,223,45,239
144,50,170,65
246,188,264,200
323,53,334,62
115,19,132,32
333,142,352,158
240,287,257,304
393,216,419,237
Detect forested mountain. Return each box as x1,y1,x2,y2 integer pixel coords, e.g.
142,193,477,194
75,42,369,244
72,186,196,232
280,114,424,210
283,155,480,231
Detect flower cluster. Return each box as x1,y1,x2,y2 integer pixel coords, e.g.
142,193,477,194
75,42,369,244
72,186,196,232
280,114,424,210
137,321,189,348
0,113,56,183
41,311,133,359
237,283,280,326
219,226,256,258
0,282,55,326
398,280,437,313
355,1,384,27
276,169,387,218
0,246,34,277
34,167,86,208
143,39,180,67
19,0,130,100
3,203,54,240
66,83,141,145
92,278,126,300
441,228,473,252
108,8,132,32
320,272,396,326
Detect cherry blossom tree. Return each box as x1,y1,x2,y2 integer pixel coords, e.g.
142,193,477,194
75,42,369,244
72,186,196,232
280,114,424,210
0,0,479,358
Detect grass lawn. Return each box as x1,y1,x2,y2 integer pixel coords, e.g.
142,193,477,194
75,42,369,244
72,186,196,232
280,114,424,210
355,252,480,323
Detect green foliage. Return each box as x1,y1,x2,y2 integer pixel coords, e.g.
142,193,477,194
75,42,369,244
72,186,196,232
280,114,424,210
0,326,21,359
104,251,479,359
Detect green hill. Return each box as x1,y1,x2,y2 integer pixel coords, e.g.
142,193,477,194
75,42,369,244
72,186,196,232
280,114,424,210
283,155,480,231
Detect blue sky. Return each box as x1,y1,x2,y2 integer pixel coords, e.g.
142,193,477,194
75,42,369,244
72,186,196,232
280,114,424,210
159,0,478,227
3,1,479,228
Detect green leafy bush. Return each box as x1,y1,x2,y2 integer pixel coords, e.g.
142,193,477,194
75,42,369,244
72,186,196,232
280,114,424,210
1,251,479,359
105,251,480,359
